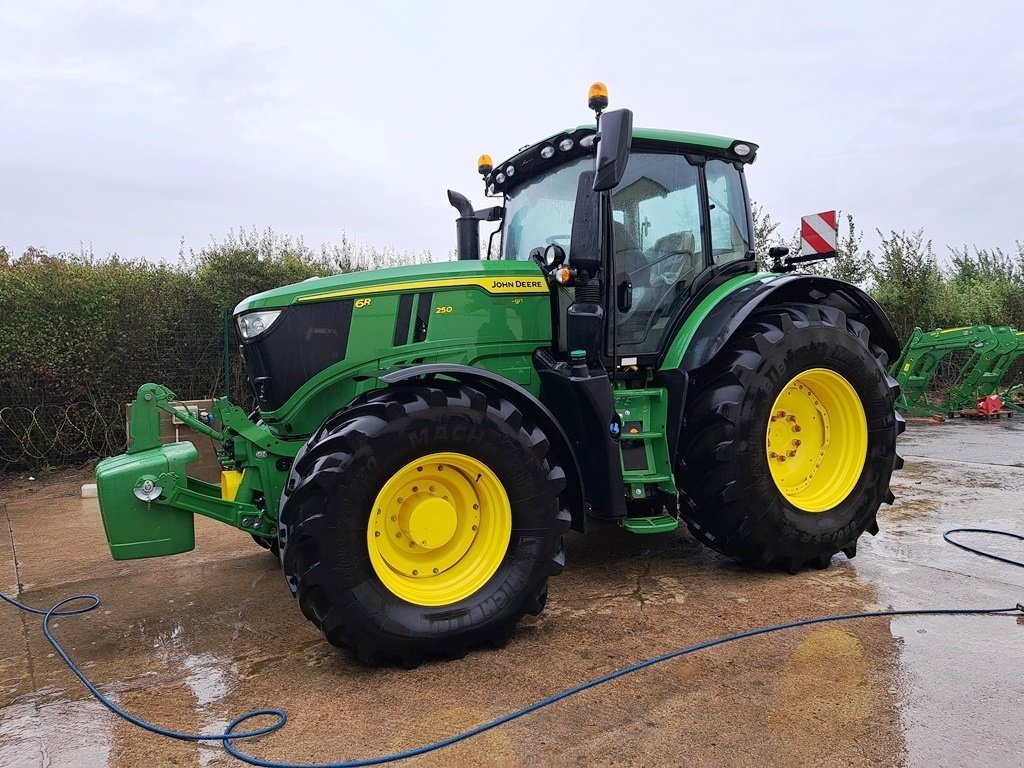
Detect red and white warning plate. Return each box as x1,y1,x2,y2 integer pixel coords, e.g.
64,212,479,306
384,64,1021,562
800,211,837,257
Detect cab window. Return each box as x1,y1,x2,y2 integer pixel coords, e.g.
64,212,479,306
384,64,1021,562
707,159,751,264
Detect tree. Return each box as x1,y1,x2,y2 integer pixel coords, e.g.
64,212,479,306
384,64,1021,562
751,201,785,270
868,229,943,339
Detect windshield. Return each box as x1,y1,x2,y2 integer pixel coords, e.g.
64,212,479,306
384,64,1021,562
501,156,590,260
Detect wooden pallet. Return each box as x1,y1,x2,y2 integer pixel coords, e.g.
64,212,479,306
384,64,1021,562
955,409,1015,420
903,414,945,424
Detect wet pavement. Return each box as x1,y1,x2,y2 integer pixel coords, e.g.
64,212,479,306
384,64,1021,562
2,418,1023,767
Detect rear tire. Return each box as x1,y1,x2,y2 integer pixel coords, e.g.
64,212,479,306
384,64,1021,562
678,303,903,572
278,382,569,666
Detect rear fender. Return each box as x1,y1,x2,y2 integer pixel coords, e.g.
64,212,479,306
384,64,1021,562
665,275,901,373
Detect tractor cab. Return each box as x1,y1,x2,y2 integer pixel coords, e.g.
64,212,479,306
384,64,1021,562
480,91,758,370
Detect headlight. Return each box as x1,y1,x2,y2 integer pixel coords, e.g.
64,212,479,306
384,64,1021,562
237,310,282,339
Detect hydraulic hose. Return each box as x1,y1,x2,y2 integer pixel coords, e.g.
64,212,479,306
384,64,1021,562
3,528,1022,767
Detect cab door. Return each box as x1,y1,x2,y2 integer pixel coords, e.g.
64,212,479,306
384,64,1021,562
608,152,706,362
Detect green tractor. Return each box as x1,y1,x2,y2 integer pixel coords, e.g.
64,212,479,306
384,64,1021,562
96,84,903,666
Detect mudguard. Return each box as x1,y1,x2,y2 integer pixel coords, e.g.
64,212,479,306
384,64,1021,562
663,274,901,374
376,364,588,531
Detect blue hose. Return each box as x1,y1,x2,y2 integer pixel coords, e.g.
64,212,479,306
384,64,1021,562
3,528,1022,767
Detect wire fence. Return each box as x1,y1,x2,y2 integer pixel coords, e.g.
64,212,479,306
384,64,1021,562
0,356,253,472
0,402,128,469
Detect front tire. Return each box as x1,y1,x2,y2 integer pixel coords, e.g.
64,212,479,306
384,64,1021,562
678,303,903,572
279,382,569,666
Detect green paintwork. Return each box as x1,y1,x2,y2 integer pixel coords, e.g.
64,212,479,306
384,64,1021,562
568,125,739,151
243,262,553,435
96,441,198,559
891,325,1024,415
614,386,675,498
236,259,549,312
632,126,738,149
944,326,1020,412
985,331,1024,412
890,326,1000,415
659,272,774,372
622,515,680,534
95,383,295,557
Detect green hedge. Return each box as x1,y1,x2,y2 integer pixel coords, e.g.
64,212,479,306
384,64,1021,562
0,229,438,468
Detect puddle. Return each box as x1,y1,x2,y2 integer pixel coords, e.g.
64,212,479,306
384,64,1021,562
0,698,114,768
183,653,231,708
854,420,1024,766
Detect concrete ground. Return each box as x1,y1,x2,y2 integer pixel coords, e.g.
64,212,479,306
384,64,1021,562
2,419,1023,768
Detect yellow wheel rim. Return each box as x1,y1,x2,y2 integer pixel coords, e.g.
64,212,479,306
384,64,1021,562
766,368,868,513
367,452,512,606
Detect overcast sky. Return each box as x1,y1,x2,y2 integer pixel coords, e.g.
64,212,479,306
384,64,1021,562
2,1,1022,263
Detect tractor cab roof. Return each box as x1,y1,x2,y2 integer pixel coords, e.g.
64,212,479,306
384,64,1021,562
484,125,758,197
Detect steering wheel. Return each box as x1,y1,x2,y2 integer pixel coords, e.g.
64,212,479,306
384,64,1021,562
630,249,696,275
545,234,571,248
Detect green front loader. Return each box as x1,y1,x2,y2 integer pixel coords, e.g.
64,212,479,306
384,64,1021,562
96,85,903,666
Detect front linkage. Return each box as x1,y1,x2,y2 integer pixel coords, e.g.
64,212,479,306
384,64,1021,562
96,383,295,559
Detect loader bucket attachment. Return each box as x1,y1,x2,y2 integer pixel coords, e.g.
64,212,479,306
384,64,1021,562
95,441,198,560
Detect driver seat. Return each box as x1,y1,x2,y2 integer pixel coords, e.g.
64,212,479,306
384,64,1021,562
613,221,644,273
649,231,700,283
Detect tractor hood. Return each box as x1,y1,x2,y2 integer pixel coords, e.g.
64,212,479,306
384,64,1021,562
234,259,549,315
232,258,554,427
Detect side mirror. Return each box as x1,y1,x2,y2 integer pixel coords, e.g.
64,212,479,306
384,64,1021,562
593,109,633,192
569,171,600,276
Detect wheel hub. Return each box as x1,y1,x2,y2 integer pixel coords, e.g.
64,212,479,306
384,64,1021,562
401,496,458,550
